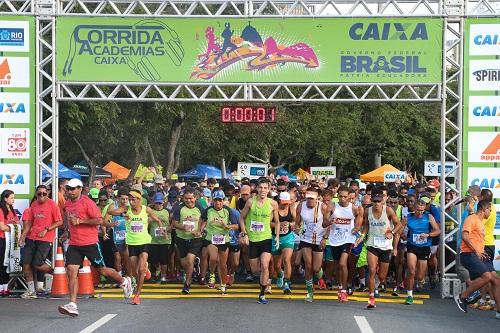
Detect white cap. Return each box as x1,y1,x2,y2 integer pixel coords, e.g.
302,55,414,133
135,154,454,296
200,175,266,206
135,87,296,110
67,178,83,188
279,191,291,203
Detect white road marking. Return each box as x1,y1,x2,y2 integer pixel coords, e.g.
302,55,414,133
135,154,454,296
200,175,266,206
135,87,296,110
354,316,374,333
79,314,117,333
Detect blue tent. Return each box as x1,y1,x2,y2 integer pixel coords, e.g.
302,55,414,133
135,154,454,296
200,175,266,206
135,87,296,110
42,162,81,180
275,167,297,182
178,164,231,179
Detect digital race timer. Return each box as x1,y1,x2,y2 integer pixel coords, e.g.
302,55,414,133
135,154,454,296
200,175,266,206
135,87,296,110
220,106,276,123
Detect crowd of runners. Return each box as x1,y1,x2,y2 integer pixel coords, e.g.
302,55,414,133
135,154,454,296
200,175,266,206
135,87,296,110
0,174,499,319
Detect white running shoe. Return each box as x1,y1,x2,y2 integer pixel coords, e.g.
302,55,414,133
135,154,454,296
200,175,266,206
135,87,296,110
121,276,133,299
58,303,79,317
20,290,37,299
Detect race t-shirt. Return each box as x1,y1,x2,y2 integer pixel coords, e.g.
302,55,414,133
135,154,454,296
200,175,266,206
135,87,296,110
27,199,62,242
149,208,170,245
172,203,203,240
65,195,102,246
0,208,19,238
202,206,237,244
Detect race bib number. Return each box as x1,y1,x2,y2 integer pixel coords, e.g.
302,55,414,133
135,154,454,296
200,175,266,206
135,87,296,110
250,221,264,232
115,230,125,241
306,223,316,233
212,234,225,245
332,228,348,242
183,221,195,232
154,227,166,237
412,233,426,245
279,222,289,234
130,223,144,233
374,236,389,248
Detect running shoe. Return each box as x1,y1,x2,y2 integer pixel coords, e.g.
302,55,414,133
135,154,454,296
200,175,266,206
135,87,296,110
367,297,376,309
356,283,367,292
347,286,354,296
374,289,380,298
182,283,190,295
121,276,133,299
326,280,333,291
208,274,216,289
340,290,348,303
392,287,400,297
220,285,227,295
466,290,481,304
496,311,500,320
227,274,233,286
277,275,284,289
405,296,413,305
454,294,468,313
430,276,438,290
199,277,206,286
414,283,421,292
132,294,141,305
160,277,167,285
245,273,254,282
283,283,292,295
318,278,327,290
380,283,386,293
258,295,268,304
58,303,79,317
20,290,37,299
144,268,151,281
305,293,314,303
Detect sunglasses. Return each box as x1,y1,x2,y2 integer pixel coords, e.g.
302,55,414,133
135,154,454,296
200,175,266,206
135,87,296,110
66,186,79,191
37,192,48,197
99,199,107,202
372,200,382,203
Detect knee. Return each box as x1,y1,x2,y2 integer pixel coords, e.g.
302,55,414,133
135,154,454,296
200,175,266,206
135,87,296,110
407,267,416,276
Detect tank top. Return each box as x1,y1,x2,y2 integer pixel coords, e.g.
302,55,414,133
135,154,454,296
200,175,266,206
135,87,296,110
329,202,356,246
276,205,293,236
246,197,273,242
126,205,151,246
366,205,392,250
300,201,325,245
407,212,432,247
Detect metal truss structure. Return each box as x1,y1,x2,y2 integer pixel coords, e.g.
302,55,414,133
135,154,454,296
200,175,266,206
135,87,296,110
0,0,497,297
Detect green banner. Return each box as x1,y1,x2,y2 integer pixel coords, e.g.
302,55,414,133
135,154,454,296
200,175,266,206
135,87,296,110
56,17,443,84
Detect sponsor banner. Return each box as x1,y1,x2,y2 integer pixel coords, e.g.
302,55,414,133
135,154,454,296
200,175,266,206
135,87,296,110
468,95,500,127
469,24,500,56
0,128,29,158
0,57,29,88
0,163,30,194
0,92,30,123
467,167,500,199
424,160,456,177
468,59,500,91
237,162,268,180
467,132,500,162
0,20,29,52
13,198,29,215
384,171,406,182
56,17,443,83
310,166,337,179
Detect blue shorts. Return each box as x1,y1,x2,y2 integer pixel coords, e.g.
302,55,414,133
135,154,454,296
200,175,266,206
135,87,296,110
272,232,295,255
351,242,364,256
460,252,495,280
324,246,333,261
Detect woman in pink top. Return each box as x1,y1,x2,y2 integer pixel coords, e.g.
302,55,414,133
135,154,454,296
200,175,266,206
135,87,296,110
0,189,20,296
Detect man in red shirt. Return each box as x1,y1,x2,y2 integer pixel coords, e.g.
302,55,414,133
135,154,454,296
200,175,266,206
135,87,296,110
58,179,132,317
19,185,63,298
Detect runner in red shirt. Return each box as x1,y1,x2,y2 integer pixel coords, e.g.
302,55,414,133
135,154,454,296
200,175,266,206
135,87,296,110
58,179,132,317
0,189,20,296
19,185,63,299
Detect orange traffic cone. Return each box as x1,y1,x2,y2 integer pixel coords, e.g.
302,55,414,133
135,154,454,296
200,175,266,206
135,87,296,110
51,247,69,298
77,257,95,298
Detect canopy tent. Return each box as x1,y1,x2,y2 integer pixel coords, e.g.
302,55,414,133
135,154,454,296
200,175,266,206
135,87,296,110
360,164,400,183
103,161,131,181
293,168,310,181
178,164,230,179
72,160,112,178
42,162,81,180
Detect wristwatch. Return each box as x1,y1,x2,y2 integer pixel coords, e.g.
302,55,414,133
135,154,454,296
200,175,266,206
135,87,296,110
323,236,328,240
44,227,49,232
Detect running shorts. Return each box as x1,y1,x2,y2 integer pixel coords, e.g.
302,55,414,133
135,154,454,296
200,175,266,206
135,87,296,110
330,243,354,261
367,246,391,264
460,252,495,280
248,239,272,259
22,239,51,267
176,238,202,258
66,244,105,268
272,232,295,255
406,243,430,261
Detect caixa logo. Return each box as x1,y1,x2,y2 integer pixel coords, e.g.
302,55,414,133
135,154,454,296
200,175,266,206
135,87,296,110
473,34,500,45
470,177,500,190
349,22,429,41
0,173,24,185
62,19,185,81
0,101,25,113
472,105,500,117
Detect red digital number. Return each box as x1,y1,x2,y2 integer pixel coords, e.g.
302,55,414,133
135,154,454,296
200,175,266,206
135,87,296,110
221,107,231,122
269,107,276,122
244,107,253,122
235,107,243,122
257,108,265,122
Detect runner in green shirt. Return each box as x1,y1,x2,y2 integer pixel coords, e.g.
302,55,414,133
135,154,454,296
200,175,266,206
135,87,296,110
148,192,171,284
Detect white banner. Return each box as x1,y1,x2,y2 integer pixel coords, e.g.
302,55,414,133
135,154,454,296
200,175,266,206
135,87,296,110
467,167,500,199
0,163,30,194
237,162,268,180
469,60,500,91
424,161,456,177
0,20,29,52
467,132,500,163
383,171,406,183
469,24,500,56
0,57,30,88
309,166,337,179
0,128,29,158
0,92,30,124
468,95,500,127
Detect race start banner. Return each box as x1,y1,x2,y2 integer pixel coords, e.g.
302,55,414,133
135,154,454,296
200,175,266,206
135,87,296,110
56,17,443,84
0,16,35,213
463,17,500,271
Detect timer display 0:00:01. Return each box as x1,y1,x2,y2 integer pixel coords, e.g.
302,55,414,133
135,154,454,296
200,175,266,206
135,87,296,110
221,106,276,123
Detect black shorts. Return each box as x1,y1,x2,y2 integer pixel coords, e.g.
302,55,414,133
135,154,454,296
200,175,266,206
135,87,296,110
461,252,495,280
66,244,105,268
204,239,230,252
22,239,51,267
249,239,272,259
148,244,170,265
485,245,495,264
330,243,354,261
128,244,149,257
406,243,431,261
299,241,323,253
176,238,202,258
367,246,391,264
229,245,240,253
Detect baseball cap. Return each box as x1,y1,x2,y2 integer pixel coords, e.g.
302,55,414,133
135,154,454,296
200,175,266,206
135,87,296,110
153,192,164,203
371,189,383,202
305,191,318,199
279,191,291,204
240,185,251,195
428,179,440,189
67,178,83,188
89,188,99,199
419,196,431,204
203,188,211,197
212,189,225,200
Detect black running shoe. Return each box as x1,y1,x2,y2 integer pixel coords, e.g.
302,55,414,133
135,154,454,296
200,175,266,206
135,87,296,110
454,294,467,313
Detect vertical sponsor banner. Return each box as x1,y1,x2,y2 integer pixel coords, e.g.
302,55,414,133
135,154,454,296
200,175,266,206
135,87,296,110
464,18,500,271
0,16,35,209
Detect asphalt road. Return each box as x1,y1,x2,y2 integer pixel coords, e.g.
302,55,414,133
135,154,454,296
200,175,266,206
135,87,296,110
0,291,498,333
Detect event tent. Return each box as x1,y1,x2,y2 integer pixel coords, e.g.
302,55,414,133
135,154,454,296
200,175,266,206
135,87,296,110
103,161,131,181
360,164,400,183
41,162,81,180
72,160,112,178
178,164,230,179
